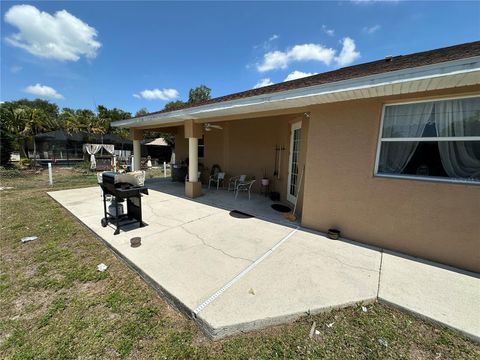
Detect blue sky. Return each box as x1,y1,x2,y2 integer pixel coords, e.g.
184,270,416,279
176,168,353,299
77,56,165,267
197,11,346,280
1,1,479,114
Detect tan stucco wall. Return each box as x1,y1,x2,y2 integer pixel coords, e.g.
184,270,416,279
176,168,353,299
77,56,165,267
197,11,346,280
174,126,189,162
202,114,309,206
302,88,480,272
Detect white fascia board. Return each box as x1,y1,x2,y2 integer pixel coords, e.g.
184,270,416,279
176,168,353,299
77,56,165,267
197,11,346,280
113,56,480,128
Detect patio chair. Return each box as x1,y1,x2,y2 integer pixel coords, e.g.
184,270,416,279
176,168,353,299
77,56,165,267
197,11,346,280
235,179,256,200
208,172,225,190
228,175,246,192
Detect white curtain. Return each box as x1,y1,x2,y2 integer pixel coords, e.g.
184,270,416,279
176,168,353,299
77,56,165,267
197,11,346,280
436,98,480,179
102,144,115,154
83,144,103,170
114,150,131,161
379,102,434,173
82,144,116,170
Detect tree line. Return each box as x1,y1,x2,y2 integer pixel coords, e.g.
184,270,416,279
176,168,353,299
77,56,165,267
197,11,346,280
0,85,211,165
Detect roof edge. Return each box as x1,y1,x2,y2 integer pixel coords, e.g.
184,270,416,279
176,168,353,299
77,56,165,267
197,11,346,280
113,55,480,128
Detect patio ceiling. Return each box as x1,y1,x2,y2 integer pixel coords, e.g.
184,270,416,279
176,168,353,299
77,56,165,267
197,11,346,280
113,56,480,129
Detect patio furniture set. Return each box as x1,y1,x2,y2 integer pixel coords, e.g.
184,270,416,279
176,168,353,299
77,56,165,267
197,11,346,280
208,172,256,200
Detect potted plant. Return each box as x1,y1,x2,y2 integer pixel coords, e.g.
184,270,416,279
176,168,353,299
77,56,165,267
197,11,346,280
261,168,269,186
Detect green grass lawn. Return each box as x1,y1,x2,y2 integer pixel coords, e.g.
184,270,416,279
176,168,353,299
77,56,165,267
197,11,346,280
0,168,478,359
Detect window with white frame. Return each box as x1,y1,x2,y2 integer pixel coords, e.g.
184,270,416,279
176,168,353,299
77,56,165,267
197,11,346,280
375,96,480,184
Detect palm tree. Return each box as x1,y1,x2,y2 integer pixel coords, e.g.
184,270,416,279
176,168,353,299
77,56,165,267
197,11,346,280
21,107,49,166
1,104,28,157
59,108,81,135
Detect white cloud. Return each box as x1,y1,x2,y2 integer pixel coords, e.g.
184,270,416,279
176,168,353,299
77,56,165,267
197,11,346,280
268,34,279,41
363,24,381,34
322,25,335,37
284,70,317,82
253,78,274,89
253,34,280,50
257,44,336,72
334,37,360,67
257,51,290,72
257,37,360,71
24,83,64,99
289,44,336,64
133,88,179,101
4,4,101,61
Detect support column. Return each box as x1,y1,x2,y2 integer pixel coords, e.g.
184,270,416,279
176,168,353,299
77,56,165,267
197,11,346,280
184,120,203,198
130,128,143,172
188,137,198,182
133,140,141,171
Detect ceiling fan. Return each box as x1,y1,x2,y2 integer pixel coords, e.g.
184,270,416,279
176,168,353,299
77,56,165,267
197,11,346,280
204,123,223,131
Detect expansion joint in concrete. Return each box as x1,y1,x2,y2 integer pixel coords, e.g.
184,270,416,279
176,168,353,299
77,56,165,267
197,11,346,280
193,226,300,316
376,249,384,299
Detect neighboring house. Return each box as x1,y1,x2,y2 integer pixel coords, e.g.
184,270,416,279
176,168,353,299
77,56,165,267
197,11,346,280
33,131,173,165
112,41,480,272
34,130,133,163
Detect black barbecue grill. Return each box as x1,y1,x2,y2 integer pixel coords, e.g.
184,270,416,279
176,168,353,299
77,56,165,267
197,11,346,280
99,172,149,235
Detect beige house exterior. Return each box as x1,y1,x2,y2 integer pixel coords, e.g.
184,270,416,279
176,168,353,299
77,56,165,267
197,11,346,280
114,42,480,272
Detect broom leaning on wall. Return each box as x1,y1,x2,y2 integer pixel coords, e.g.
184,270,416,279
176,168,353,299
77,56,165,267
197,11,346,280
285,164,305,222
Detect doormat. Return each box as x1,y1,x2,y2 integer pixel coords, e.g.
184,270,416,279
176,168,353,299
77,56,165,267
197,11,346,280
271,204,291,213
229,210,255,219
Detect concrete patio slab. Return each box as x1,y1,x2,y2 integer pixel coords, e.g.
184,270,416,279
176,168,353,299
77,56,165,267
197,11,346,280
378,251,480,342
48,186,294,311
197,229,382,338
48,185,479,341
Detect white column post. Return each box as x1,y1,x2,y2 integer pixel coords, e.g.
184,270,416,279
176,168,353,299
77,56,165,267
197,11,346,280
133,139,141,171
48,162,53,186
184,120,202,198
188,137,198,182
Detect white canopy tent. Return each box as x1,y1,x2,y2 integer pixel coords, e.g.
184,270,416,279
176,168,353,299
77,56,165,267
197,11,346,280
83,144,115,170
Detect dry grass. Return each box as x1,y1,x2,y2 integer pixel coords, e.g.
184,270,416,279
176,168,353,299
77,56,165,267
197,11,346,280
0,167,478,359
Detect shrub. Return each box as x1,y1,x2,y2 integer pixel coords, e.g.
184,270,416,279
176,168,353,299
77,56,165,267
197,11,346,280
0,166,22,178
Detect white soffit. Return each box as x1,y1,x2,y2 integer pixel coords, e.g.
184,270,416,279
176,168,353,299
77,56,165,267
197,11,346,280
113,57,480,128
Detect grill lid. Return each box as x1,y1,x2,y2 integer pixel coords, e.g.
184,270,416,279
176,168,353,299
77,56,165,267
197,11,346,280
102,172,141,186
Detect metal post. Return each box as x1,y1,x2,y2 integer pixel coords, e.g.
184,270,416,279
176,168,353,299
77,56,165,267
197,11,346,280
48,162,53,186
163,161,167,178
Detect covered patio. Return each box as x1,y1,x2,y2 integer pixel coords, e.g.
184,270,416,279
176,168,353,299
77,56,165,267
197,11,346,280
124,110,310,221
146,177,299,226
